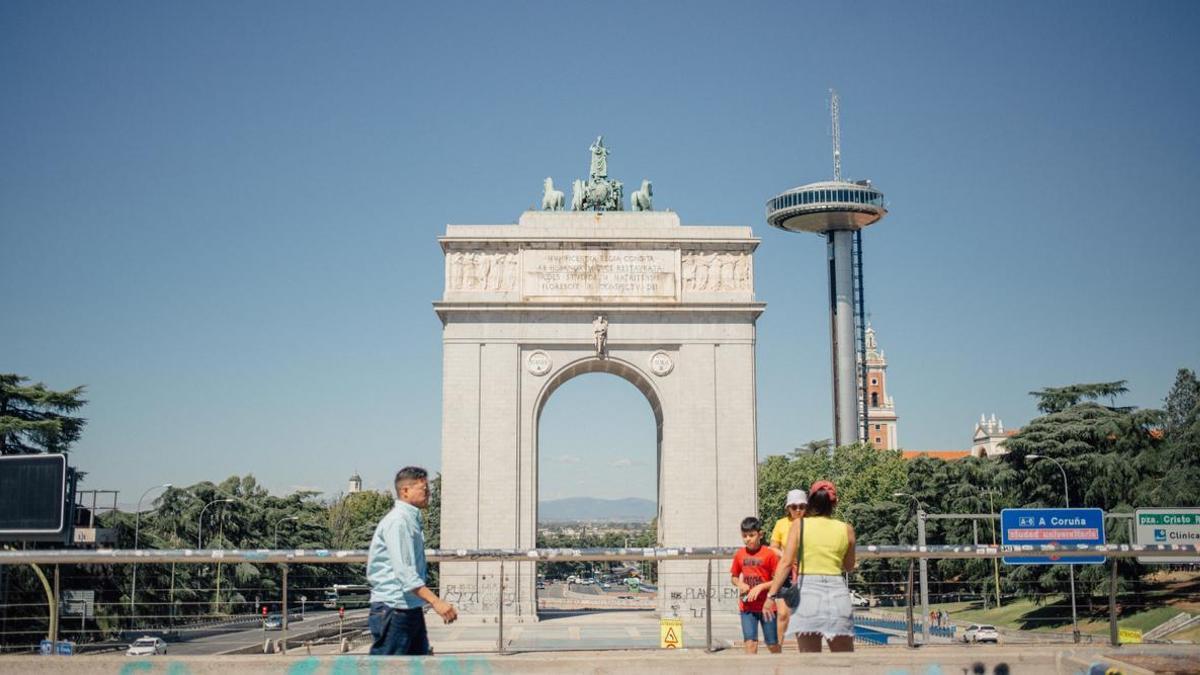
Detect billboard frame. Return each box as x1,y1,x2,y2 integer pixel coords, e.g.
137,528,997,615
0,453,72,540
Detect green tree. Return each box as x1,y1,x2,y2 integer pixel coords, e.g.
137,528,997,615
0,374,87,455
1162,368,1199,438
328,490,393,550
791,438,832,458
1028,380,1130,414
1144,368,1200,506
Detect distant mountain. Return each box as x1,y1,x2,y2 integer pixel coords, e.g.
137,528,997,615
538,497,655,522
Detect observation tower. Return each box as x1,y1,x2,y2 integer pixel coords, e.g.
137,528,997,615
766,91,888,447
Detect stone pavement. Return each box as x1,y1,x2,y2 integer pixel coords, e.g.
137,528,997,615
7,644,1199,674
359,609,743,654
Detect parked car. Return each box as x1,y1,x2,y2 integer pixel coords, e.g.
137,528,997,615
962,624,999,644
264,613,283,631
126,637,167,656
849,590,870,608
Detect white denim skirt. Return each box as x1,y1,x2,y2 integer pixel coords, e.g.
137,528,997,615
783,574,855,639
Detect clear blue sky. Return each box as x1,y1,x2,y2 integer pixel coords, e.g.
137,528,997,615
3,1,1198,507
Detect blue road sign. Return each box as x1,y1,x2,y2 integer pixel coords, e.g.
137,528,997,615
1001,508,1106,565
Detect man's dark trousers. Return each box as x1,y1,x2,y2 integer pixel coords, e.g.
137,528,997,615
368,603,430,655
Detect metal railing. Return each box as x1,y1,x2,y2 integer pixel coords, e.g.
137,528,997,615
1,543,1197,656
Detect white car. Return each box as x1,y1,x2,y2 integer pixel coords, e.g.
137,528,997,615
849,590,870,608
126,637,167,656
962,624,999,644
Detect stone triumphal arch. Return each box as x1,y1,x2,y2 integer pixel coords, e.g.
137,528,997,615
436,205,765,620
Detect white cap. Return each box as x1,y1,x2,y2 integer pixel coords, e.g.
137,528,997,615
785,489,808,507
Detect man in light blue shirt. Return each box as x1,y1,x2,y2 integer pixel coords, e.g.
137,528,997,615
366,466,457,655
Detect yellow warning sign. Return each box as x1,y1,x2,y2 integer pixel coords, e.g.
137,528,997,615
1118,627,1143,644
660,617,683,649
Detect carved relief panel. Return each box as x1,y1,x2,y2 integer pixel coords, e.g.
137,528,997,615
681,251,752,292
446,251,519,292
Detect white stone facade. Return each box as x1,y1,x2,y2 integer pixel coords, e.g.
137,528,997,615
972,414,1011,457
435,211,764,621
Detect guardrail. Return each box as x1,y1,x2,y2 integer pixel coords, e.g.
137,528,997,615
3,543,1197,655
7,542,1198,565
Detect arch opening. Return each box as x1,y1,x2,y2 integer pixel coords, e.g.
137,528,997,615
534,357,662,615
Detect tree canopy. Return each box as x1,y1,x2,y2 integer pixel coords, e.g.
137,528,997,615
0,373,87,454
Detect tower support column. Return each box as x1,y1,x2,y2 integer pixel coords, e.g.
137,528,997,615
828,230,858,447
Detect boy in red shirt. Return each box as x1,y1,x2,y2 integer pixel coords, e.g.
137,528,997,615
730,516,781,654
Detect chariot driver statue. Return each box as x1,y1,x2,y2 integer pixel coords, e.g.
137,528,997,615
570,135,624,211
588,136,609,179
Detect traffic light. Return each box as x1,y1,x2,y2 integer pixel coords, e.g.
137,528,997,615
338,606,345,619
262,606,268,618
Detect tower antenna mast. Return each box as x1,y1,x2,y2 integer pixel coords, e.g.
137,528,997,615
830,88,842,182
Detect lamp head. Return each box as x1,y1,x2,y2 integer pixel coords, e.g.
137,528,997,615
1028,454,1044,460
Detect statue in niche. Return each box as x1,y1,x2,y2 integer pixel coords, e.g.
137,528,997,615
631,179,653,211
541,177,564,211
592,315,608,358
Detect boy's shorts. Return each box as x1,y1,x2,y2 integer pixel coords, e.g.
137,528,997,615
739,610,779,645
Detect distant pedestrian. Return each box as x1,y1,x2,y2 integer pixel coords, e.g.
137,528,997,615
765,480,857,653
731,517,781,654
768,489,807,644
366,466,457,655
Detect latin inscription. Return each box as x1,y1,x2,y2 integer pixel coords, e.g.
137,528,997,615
523,250,677,301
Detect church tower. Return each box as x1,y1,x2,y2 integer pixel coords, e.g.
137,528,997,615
860,324,899,449
348,473,362,494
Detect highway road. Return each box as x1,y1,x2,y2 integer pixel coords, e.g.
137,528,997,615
118,609,364,656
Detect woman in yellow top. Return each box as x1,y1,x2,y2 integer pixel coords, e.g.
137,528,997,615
764,480,857,652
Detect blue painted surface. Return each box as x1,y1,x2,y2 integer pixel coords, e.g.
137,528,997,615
1001,508,1106,565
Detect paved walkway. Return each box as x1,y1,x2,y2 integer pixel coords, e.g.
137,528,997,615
351,609,742,654
8,644,1199,674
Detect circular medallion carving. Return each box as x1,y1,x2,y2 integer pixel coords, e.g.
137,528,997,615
649,351,674,377
527,350,552,376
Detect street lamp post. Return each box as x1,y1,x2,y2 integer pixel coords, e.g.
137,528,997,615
894,492,931,644
197,498,234,616
981,489,1002,608
274,516,300,549
1028,454,1080,644
130,483,172,629
197,499,234,549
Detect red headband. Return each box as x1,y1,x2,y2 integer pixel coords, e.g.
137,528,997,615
810,480,837,504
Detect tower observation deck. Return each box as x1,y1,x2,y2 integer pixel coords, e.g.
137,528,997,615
766,92,889,447
766,180,886,233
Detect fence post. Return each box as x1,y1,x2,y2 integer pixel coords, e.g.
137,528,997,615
281,563,288,655
52,565,60,650
1108,557,1119,647
705,558,713,652
905,560,915,648
497,561,505,654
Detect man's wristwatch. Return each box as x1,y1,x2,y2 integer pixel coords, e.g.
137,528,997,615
766,592,777,600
